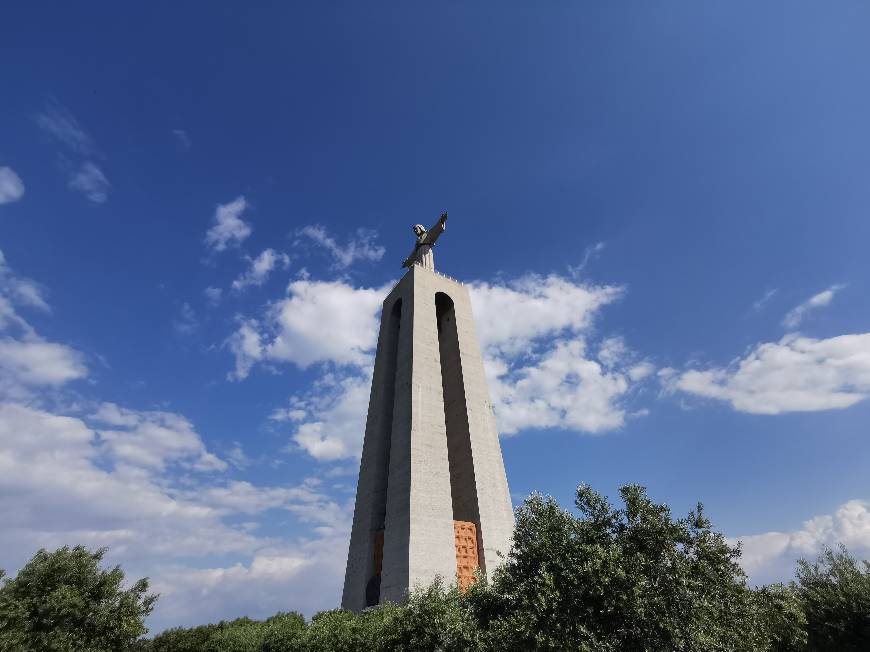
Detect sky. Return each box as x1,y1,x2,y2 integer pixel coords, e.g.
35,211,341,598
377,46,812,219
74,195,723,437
1,1,869,634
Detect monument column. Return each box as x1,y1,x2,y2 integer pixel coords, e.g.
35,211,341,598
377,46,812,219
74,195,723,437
342,218,514,612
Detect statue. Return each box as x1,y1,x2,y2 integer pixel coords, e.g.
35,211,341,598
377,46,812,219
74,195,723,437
402,212,448,270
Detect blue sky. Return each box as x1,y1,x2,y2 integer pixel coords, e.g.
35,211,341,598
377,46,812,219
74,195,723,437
2,1,869,632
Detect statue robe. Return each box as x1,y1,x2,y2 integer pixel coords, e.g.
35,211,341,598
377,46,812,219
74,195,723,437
402,218,446,270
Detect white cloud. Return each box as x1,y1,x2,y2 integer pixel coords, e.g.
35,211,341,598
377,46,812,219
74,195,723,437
468,275,648,436
148,534,347,631
226,279,386,380
172,129,191,151
0,400,355,632
35,104,94,155
0,403,256,562
0,251,87,400
225,443,251,469
281,372,372,460
669,332,870,414
91,402,227,472
469,274,623,356
68,162,110,203
736,498,870,585
203,286,223,306
486,338,636,435
225,319,264,381
567,241,605,276
0,167,25,205
241,273,647,460
752,288,778,313
232,249,290,291
0,250,50,312
172,302,198,335
0,255,353,632
0,338,87,387
204,196,252,252
298,225,385,269
0,400,352,631
35,104,110,203
782,285,845,329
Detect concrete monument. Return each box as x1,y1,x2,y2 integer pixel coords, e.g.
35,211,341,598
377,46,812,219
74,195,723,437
342,213,515,611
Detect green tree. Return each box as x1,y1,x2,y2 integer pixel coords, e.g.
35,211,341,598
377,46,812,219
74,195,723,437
0,545,156,651
468,484,804,651
201,617,265,652
751,583,807,652
261,611,307,651
139,623,220,651
793,544,870,651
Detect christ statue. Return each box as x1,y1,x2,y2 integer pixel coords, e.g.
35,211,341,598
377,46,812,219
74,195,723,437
401,212,448,270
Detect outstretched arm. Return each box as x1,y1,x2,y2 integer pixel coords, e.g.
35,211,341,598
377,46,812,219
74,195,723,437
426,212,448,242
401,247,417,268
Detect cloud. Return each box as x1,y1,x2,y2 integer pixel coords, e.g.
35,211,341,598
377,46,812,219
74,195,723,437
35,104,110,203
91,402,227,472
0,252,86,397
147,533,347,632
0,403,253,562
232,249,290,291
203,286,223,306
35,104,94,155
0,167,25,205
468,276,649,435
172,302,198,335
0,338,87,387
752,288,778,313
276,372,372,460
225,443,251,470
782,285,845,329
226,279,386,380
736,498,870,585
240,273,647,460
0,400,351,630
297,225,385,269
668,332,870,414
0,253,354,632
469,274,623,356
205,196,252,252
172,129,191,151
0,250,50,312
567,241,605,277
225,319,264,381
68,162,110,203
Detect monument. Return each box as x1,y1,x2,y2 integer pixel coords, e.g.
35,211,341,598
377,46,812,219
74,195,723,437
342,213,515,612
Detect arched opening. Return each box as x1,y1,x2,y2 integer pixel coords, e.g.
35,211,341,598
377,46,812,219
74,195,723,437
436,292,483,585
366,297,401,607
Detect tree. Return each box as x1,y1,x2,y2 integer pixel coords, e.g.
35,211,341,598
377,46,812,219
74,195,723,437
466,484,804,651
793,544,870,651
0,545,156,651
261,611,307,652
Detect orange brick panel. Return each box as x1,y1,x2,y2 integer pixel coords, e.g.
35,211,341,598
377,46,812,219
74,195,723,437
453,520,479,590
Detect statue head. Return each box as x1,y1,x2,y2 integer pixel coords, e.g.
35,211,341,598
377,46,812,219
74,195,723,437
413,224,426,237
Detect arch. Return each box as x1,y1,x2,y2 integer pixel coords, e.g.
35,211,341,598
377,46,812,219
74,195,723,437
435,292,484,573
366,297,402,606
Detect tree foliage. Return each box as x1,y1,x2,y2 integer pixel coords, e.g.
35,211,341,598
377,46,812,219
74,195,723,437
0,545,156,651
465,483,806,651
792,544,870,650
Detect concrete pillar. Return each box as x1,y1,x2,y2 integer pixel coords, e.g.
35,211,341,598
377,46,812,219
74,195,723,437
341,265,514,612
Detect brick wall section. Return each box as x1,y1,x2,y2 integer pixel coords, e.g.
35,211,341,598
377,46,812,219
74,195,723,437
454,520,480,590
